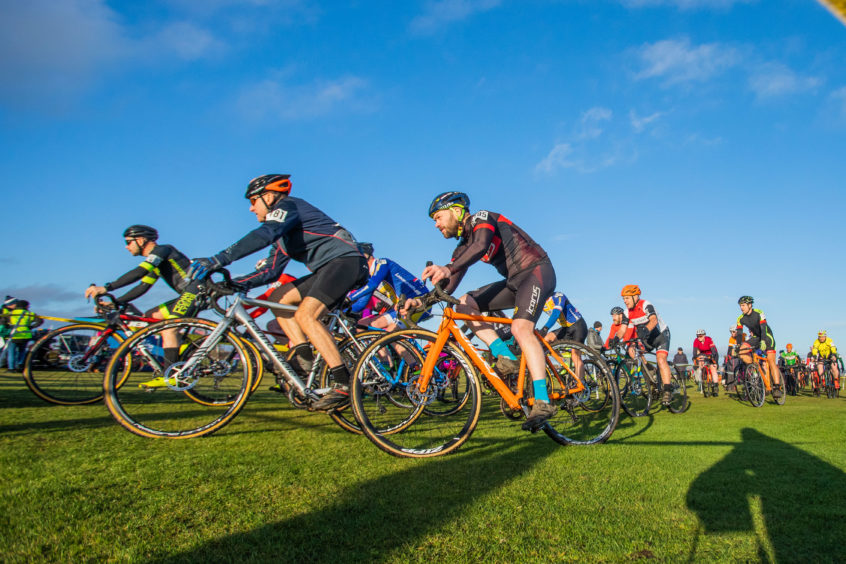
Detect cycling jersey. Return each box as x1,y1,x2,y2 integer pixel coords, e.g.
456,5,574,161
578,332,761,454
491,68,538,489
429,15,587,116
348,258,428,313
105,244,192,303
692,336,718,359
215,196,361,288
605,318,633,348
780,351,801,366
736,309,775,351
541,292,583,333
444,210,549,295
812,338,837,359
626,298,670,354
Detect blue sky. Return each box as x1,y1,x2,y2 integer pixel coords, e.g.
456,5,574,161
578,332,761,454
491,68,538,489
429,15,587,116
1,0,845,356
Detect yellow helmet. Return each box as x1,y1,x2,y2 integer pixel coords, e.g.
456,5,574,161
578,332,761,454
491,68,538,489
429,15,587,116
819,330,827,337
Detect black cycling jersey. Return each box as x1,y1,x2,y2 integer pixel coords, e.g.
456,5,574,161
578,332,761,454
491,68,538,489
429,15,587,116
105,244,192,303
444,210,549,294
213,196,362,289
736,309,776,351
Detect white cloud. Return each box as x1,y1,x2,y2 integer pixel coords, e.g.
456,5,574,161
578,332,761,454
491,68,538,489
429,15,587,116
621,0,755,9
410,0,502,35
748,62,822,99
634,38,740,84
535,143,575,174
237,75,375,121
578,107,613,139
629,110,664,132
0,0,223,109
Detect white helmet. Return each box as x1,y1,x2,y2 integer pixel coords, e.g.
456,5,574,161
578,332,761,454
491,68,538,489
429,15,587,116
696,329,706,336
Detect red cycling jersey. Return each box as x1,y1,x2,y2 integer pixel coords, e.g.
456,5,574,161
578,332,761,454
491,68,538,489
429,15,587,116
626,299,667,333
692,336,717,357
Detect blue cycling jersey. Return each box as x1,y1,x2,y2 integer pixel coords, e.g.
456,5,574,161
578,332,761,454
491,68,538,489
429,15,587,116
541,291,583,331
348,258,428,313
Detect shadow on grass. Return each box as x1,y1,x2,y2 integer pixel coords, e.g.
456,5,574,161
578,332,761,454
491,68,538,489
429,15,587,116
686,427,846,562
152,439,557,563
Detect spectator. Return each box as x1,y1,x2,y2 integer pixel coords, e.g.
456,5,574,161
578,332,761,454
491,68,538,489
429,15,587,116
673,347,691,380
4,299,42,372
0,296,16,369
586,321,603,351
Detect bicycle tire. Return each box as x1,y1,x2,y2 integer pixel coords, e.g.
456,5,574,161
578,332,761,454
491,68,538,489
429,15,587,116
23,323,120,405
613,358,652,417
544,341,620,445
744,364,766,408
667,365,689,413
319,330,386,435
103,318,253,439
350,329,482,458
773,374,786,405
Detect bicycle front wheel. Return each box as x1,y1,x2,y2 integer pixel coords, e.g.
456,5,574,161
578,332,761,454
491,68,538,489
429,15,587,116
613,359,652,417
23,323,119,405
350,329,482,458
103,318,253,438
666,365,689,413
744,365,766,408
544,341,620,445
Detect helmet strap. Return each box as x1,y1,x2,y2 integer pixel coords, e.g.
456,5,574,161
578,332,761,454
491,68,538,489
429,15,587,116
452,206,466,238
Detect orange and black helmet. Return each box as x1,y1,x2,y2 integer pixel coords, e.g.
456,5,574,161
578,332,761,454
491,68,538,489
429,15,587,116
245,174,291,200
621,284,641,297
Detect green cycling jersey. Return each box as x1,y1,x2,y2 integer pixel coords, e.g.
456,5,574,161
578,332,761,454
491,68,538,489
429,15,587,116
780,351,800,366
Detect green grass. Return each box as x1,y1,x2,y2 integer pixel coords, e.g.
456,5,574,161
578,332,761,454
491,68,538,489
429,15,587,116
1,372,845,563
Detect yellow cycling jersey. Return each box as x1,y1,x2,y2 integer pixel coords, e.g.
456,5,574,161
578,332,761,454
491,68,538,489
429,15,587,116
812,338,837,358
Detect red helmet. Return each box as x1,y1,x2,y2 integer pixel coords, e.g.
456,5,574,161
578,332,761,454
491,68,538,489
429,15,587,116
621,285,641,297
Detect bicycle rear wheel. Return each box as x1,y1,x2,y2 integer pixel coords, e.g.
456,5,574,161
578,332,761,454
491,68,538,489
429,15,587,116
744,365,766,408
613,358,652,417
350,329,482,458
103,318,253,438
23,323,120,405
543,341,620,445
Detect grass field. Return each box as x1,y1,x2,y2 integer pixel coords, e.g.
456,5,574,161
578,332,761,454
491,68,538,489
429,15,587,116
1,371,844,563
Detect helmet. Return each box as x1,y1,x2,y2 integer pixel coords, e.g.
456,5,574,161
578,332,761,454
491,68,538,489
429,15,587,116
357,242,374,256
696,329,706,336
730,327,737,333
819,330,827,337
4,295,16,308
245,174,291,200
610,306,624,315
738,295,754,305
786,343,793,351
123,225,158,241
428,191,470,217
621,285,641,297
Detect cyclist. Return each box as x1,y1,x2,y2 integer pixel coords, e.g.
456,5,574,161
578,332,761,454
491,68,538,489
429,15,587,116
404,191,557,431
347,242,431,331
186,174,368,411
692,329,720,395
84,225,202,374
735,296,782,398
780,343,801,395
619,285,674,406
604,306,632,349
812,330,840,394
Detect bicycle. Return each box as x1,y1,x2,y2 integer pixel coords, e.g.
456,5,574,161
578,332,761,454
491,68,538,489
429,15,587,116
348,284,620,458
734,348,786,407
694,355,719,397
101,271,385,438
605,339,687,417
814,357,840,399
22,296,160,405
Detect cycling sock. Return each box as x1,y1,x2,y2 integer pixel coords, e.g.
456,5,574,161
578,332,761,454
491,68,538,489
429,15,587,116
490,338,518,361
533,379,550,403
330,364,350,387
163,347,178,366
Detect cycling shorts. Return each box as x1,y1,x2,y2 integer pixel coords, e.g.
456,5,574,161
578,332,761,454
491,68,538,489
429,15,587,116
644,327,671,355
554,317,588,344
466,260,556,324
147,281,203,319
292,255,369,310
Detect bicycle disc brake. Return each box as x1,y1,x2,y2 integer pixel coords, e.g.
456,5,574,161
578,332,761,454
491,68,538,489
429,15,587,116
406,374,437,406
68,354,95,372
163,362,200,391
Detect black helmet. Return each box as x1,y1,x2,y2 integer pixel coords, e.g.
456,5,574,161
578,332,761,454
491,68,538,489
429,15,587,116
610,306,624,315
245,174,291,200
738,296,754,305
428,191,470,217
357,242,374,256
123,225,158,241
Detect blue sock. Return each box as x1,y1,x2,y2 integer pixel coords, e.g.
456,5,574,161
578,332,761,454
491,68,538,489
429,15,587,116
533,379,550,403
490,338,517,361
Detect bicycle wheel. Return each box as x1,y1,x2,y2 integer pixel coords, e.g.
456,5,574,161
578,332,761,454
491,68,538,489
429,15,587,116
772,374,787,405
825,369,835,399
666,365,689,413
543,341,620,445
23,323,121,405
319,330,385,435
350,329,482,458
103,318,253,438
613,359,652,417
238,337,264,394
744,364,766,408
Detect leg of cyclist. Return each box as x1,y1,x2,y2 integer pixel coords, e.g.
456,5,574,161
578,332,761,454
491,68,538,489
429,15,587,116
832,360,840,390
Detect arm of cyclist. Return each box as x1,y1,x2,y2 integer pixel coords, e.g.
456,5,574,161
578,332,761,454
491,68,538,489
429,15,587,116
232,245,292,290
347,261,389,313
